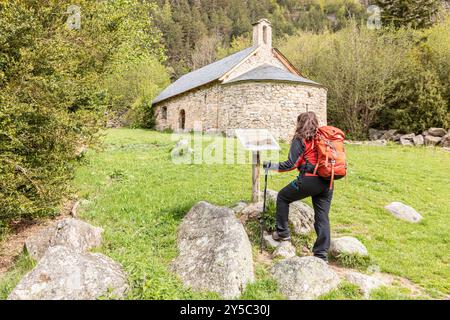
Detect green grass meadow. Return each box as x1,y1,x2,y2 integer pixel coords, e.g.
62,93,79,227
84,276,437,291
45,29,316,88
1,128,449,299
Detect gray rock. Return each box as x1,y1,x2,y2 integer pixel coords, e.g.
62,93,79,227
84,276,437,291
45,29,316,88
422,130,429,136
231,201,248,214
392,133,402,142
382,129,398,141
272,241,296,259
399,138,414,146
400,133,415,140
365,139,387,146
25,218,103,261
8,246,128,300
427,127,447,137
265,189,314,235
385,202,423,223
412,134,424,146
172,201,254,299
240,202,263,217
272,256,340,300
330,237,368,257
368,128,386,141
440,133,450,148
344,271,385,299
263,231,280,249
399,133,415,146
424,135,442,146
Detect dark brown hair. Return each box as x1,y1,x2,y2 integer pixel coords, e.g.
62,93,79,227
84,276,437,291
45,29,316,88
293,111,319,141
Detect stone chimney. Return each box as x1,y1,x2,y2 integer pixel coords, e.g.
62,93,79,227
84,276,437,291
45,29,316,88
252,19,272,49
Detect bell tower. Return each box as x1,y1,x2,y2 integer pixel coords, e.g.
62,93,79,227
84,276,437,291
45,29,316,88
252,19,272,49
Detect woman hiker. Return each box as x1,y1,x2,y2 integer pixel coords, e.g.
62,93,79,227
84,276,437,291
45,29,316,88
263,111,334,262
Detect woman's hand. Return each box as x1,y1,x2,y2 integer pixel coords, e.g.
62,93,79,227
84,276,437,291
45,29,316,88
263,160,272,169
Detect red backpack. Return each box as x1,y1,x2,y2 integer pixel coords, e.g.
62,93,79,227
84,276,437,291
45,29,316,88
312,126,347,189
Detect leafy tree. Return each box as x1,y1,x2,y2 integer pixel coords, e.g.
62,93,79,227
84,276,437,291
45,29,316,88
376,0,440,29
280,21,409,138
191,34,222,69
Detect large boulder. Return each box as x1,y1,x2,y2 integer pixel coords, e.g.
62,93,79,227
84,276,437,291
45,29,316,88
25,218,103,261
8,246,128,300
400,133,415,140
344,271,385,299
399,133,415,146
172,201,254,299
427,127,447,137
440,133,450,148
266,189,314,235
412,134,424,146
368,128,386,141
399,138,413,146
381,129,398,141
385,202,423,223
330,236,368,257
392,133,402,142
424,135,442,146
272,256,340,300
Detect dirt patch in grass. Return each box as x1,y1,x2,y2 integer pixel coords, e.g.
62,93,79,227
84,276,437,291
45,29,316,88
255,251,273,267
0,220,45,274
0,199,77,275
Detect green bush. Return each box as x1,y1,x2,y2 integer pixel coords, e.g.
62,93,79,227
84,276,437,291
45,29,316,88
0,0,167,234
378,68,448,132
0,1,105,229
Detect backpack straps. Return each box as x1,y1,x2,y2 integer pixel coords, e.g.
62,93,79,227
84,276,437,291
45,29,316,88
329,160,335,190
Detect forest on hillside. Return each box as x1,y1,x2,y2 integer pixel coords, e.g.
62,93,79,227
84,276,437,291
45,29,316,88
1,0,449,229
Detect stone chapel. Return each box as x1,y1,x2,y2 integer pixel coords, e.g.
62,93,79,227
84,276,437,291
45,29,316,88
152,19,327,140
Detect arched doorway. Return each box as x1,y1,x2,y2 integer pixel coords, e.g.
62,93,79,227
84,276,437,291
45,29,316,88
179,109,185,130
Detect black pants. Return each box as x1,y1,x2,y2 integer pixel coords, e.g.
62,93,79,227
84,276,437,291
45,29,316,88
276,175,333,261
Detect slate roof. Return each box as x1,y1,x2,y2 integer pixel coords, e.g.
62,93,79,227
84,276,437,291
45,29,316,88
152,47,322,105
152,46,256,104
225,64,320,86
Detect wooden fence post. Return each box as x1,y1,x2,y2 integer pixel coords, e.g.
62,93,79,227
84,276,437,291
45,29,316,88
252,151,261,203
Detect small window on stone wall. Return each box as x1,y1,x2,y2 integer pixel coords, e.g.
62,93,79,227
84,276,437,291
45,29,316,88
162,106,167,120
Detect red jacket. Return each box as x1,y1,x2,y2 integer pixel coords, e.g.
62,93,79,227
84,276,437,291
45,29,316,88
273,138,318,174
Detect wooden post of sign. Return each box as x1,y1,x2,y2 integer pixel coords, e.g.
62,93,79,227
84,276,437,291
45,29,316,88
252,151,261,203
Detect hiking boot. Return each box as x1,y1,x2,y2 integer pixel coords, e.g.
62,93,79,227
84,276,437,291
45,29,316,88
272,231,291,242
